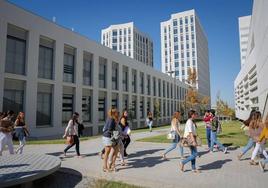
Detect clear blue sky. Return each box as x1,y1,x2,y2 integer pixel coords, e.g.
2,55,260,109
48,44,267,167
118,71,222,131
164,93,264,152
9,0,253,107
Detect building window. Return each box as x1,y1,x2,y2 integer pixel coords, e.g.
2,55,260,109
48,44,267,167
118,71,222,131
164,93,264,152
112,93,118,109
185,17,188,24
174,28,178,34
140,72,144,94
82,90,92,122
167,83,170,98
153,77,156,96
174,53,179,59
180,18,183,25
123,66,128,92
175,71,179,76
191,26,194,31
158,79,161,97
174,37,178,42
147,75,151,95
62,94,73,123
192,42,195,48
99,57,107,88
63,46,75,83
112,30,117,36
112,38,117,43
5,25,27,75
174,45,178,51
163,81,166,97
37,84,52,126
175,61,179,67
83,52,93,86
173,19,178,26
3,79,25,114
191,34,195,40
111,62,119,90
186,35,189,40
98,92,106,122
190,16,194,23
132,70,137,93
131,96,137,119
140,97,144,118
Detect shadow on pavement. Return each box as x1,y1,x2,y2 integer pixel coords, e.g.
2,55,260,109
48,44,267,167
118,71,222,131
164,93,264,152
123,156,165,170
199,159,232,171
127,148,164,158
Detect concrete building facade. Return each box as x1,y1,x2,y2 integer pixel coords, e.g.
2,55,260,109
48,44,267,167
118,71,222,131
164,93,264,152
101,22,153,67
234,0,268,120
238,15,251,67
160,10,210,98
0,1,187,138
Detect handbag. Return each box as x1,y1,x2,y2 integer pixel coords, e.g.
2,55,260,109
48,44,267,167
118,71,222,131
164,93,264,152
167,131,176,140
66,135,74,145
111,131,120,145
181,135,202,147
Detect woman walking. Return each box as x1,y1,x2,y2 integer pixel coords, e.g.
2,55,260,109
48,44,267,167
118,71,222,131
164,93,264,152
210,110,227,153
120,110,131,157
248,111,266,165
14,112,29,154
258,114,268,171
63,112,81,157
0,119,14,156
179,110,199,173
237,110,256,160
203,110,212,150
162,111,184,159
146,111,153,132
102,108,120,172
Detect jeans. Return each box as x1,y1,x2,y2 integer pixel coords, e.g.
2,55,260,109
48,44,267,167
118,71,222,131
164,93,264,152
210,131,225,151
164,133,184,157
0,132,14,156
181,146,197,170
16,137,26,154
241,138,255,155
263,158,268,164
64,135,80,156
206,127,211,148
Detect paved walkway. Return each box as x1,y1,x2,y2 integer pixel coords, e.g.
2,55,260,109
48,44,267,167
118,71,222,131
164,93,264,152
3,128,268,188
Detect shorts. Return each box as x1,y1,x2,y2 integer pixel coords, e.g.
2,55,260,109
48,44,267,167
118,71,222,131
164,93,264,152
102,136,113,147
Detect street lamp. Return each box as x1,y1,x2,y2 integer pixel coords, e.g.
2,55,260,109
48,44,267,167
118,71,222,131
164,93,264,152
167,70,176,113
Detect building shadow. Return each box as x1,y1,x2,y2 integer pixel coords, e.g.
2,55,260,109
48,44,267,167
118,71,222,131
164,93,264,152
199,159,232,171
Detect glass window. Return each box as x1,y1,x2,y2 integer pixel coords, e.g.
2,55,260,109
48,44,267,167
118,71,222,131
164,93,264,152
163,81,166,97
174,45,178,51
62,94,73,122
37,84,52,126
131,96,137,119
174,28,178,34
186,35,189,40
112,62,118,90
173,19,177,26
153,77,156,96
192,42,195,48
174,37,178,42
112,93,118,109
99,57,107,88
147,75,151,95
185,17,188,24
158,79,161,97
175,70,179,76
63,46,75,83
5,36,26,75
123,66,128,92
112,30,117,36
186,27,188,32
3,79,25,114
98,92,106,122
83,52,93,86
112,38,117,43
132,70,137,93
180,18,183,25
82,92,92,122
191,26,194,31
174,53,179,59
140,97,144,118
140,72,144,94
190,16,194,23
38,45,53,79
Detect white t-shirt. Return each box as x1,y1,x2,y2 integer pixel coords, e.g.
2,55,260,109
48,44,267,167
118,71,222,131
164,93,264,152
183,119,197,137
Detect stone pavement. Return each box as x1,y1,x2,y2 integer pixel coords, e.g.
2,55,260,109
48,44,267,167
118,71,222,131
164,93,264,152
2,128,268,188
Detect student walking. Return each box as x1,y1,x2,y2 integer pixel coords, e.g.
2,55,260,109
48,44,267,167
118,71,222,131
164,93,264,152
120,110,131,157
63,112,81,157
14,112,29,154
203,110,212,150
102,108,120,172
0,119,15,156
248,111,266,165
258,114,268,172
237,110,256,160
146,111,153,132
162,111,184,159
179,110,200,173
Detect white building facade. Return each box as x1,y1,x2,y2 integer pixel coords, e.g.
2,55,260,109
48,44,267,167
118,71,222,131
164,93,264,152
0,1,187,138
160,10,210,98
101,22,153,67
234,0,268,120
238,15,251,67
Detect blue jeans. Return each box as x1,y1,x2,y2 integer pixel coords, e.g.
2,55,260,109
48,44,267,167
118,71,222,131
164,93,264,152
182,146,197,170
263,158,268,164
206,127,211,148
210,131,225,151
164,133,184,157
241,138,255,155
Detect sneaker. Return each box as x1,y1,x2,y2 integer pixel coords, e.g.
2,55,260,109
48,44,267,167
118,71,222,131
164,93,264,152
259,161,265,172
223,147,227,154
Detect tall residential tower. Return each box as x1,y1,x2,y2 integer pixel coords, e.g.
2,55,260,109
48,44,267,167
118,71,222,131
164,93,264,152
101,22,153,67
161,10,210,98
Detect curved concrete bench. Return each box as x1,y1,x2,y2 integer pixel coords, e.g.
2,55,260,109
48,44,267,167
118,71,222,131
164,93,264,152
0,154,61,187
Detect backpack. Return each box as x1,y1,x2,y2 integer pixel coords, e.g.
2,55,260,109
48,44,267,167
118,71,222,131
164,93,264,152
211,118,219,132
78,123,85,137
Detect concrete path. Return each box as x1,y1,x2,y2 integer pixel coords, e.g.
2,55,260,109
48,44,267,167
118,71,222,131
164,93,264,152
3,128,268,188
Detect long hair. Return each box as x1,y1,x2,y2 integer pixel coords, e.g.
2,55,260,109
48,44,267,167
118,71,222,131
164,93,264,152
244,110,256,126
249,111,262,129
188,110,196,119
108,108,119,121
16,112,25,124
264,114,268,129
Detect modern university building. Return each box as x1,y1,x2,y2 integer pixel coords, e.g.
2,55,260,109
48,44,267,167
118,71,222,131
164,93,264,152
0,1,188,138
234,0,268,120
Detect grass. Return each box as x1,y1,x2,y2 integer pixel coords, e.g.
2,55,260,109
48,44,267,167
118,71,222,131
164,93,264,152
92,179,143,188
137,120,252,147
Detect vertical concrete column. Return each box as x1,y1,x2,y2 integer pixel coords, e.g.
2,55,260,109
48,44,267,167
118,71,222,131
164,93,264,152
106,59,112,110
92,54,99,135
25,30,39,133
0,19,7,111
74,48,83,116
136,72,141,128
53,40,64,131
118,64,123,112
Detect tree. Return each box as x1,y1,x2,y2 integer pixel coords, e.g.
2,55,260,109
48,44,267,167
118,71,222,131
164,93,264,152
200,96,210,114
216,91,235,120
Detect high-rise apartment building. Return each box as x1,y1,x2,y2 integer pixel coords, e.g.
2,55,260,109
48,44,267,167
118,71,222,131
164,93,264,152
101,22,153,67
161,10,210,98
238,16,251,67
235,0,268,120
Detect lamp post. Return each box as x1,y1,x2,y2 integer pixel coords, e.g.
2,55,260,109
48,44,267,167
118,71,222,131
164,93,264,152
167,70,176,113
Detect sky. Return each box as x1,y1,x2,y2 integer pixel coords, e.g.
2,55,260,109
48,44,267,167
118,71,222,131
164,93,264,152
9,0,253,107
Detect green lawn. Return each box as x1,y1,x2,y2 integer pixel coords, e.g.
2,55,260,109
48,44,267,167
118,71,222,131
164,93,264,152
137,121,251,147
92,179,143,188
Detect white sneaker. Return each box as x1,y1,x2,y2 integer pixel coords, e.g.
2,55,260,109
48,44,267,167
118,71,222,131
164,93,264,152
223,147,227,154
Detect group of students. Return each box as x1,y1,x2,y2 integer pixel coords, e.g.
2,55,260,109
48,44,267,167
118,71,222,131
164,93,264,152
237,110,268,171
0,110,28,156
